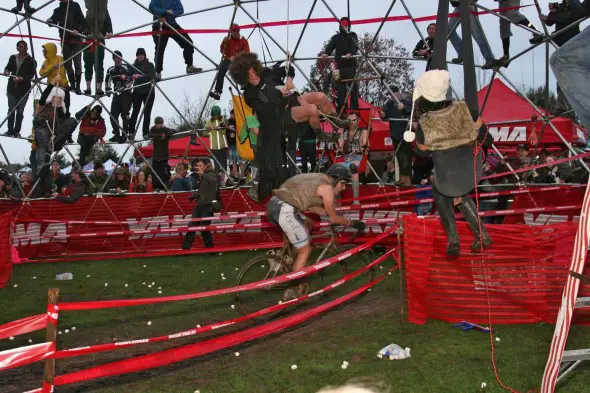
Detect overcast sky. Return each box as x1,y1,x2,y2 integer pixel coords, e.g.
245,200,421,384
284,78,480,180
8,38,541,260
0,0,585,165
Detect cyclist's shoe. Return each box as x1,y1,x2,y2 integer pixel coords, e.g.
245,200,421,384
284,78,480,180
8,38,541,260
283,288,298,302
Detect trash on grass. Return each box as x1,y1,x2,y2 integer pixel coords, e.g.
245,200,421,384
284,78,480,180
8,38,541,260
377,343,411,360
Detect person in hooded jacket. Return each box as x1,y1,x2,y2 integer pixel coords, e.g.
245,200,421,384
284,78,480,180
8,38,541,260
75,104,106,165
3,40,36,138
320,17,359,115
129,48,156,140
47,0,87,95
148,0,203,78
40,42,71,114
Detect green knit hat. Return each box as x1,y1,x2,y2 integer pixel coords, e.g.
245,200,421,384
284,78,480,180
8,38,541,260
211,105,222,117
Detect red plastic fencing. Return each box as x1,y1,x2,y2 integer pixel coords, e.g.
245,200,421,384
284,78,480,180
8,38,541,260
0,186,408,263
0,212,12,288
403,215,590,325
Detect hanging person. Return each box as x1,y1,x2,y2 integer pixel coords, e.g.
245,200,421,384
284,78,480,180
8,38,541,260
404,70,492,256
148,0,203,78
210,24,250,100
82,0,113,96
47,0,88,95
320,17,359,116
228,52,355,200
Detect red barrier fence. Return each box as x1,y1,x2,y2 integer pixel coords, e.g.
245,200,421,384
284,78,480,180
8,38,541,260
0,184,584,264
403,215,590,325
0,213,11,288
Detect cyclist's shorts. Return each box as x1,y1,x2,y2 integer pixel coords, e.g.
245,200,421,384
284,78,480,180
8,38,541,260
267,196,310,249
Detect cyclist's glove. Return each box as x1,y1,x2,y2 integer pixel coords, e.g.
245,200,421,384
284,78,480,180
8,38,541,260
351,220,366,232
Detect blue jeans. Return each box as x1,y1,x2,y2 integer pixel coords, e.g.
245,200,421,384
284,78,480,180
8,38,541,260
550,26,590,129
448,6,494,62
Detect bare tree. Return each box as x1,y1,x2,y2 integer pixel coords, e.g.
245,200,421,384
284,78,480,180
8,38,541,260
306,32,415,107
166,91,214,132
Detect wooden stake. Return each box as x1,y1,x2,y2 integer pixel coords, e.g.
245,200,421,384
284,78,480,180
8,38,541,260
42,288,59,393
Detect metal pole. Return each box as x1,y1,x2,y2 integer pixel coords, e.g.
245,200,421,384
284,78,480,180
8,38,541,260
291,0,319,58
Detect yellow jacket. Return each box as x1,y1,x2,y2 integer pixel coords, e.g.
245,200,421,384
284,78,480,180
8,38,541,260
39,43,68,88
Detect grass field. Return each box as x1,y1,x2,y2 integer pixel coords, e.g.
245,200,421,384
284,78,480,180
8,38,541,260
1,248,589,393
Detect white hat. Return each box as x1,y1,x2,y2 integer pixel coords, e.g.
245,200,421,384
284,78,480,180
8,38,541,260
47,87,66,104
412,70,450,103
403,70,451,143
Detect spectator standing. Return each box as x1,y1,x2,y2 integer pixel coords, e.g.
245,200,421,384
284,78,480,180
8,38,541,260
382,86,412,187
413,23,436,71
448,0,494,69
105,50,133,143
52,168,93,203
148,0,203,78
85,0,108,39
82,1,112,96
11,0,35,14
89,161,109,191
226,109,239,165
39,43,70,113
129,48,156,140
204,106,229,175
47,0,87,95
3,40,36,138
188,158,199,190
210,24,250,100
148,116,175,190
321,17,359,115
182,159,217,250
493,0,542,67
171,163,191,191
299,125,317,173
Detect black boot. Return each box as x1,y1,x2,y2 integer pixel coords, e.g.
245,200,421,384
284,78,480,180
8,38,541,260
433,188,460,257
457,197,492,252
74,75,82,95
182,232,196,250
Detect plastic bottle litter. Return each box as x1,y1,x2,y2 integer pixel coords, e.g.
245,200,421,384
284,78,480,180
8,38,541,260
56,273,73,280
377,343,411,360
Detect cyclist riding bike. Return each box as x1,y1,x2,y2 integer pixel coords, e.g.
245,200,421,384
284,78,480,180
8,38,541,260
267,164,366,300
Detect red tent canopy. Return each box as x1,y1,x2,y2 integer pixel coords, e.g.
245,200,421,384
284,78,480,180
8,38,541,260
477,79,586,148
134,136,212,160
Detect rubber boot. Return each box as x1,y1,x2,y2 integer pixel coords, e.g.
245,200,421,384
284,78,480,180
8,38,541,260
351,178,360,205
433,188,460,257
182,231,196,250
457,196,492,252
75,74,83,95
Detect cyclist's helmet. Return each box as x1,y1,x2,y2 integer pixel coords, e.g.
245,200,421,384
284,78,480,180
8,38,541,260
326,163,353,185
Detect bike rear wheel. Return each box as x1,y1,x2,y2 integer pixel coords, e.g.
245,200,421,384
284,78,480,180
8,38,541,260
235,252,290,318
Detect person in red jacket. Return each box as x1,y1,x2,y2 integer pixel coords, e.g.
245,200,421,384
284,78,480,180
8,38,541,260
209,24,250,100
75,104,106,165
